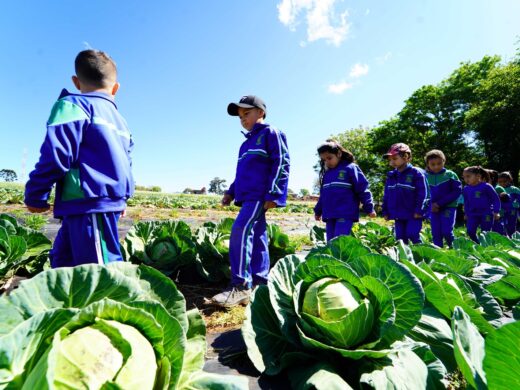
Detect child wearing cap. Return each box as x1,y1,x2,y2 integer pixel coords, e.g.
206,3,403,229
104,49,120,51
209,95,290,307
486,169,509,235
314,140,376,241
424,149,462,247
382,143,429,244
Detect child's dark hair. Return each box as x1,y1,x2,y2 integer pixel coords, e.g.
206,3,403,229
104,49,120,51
424,149,446,163
485,169,499,186
463,166,490,183
317,140,355,188
498,171,513,182
75,50,117,88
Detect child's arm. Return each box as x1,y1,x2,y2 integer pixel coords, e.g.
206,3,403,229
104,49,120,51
265,129,290,206
382,176,389,219
414,170,428,218
25,100,88,210
351,165,375,215
222,182,235,206
436,174,462,207
314,196,323,221
487,184,501,217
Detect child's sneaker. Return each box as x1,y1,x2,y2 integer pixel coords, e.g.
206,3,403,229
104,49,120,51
209,285,251,308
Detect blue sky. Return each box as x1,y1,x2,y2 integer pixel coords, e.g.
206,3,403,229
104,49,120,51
1,1,519,194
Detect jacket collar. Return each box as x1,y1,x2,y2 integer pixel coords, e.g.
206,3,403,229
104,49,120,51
243,122,268,138
426,167,446,175
58,88,117,108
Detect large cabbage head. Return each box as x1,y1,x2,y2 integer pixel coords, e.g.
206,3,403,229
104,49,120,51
300,277,374,348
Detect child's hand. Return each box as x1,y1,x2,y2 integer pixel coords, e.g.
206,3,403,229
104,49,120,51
383,215,389,221
315,214,321,221
27,205,50,213
413,213,423,219
368,211,377,218
264,201,277,210
431,203,440,213
121,209,127,217
493,213,500,221
221,194,233,206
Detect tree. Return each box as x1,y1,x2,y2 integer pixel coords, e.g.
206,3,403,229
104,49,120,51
208,177,227,195
299,188,310,198
466,60,520,184
0,169,17,182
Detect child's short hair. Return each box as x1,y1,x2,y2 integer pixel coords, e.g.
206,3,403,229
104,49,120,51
425,149,446,163
485,169,499,186
75,50,117,88
498,171,513,182
464,166,490,183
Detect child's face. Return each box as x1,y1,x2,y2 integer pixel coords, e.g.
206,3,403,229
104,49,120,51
387,154,409,171
463,171,480,186
427,157,444,173
320,151,342,169
498,178,510,187
237,107,264,131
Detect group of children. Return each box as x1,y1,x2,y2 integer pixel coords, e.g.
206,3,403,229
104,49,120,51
315,141,520,247
24,49,519,309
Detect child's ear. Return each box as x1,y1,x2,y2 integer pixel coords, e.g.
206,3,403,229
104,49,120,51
337,150,342,158
110,82,120,96
72,76,81,91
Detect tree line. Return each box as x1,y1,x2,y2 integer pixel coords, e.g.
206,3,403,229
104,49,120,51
328,51,520,203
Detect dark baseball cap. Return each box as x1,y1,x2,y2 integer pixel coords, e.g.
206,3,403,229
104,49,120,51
227,95,267,117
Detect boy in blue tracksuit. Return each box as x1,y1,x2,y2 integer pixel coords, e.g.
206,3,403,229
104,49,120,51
314,140,376,241
210,95,290,307
382,143,429,244
462,167,500,242
424,150,462,247
25,50,134,268
498,171,520,236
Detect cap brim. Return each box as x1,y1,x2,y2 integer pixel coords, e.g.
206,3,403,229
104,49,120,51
227,102,256,116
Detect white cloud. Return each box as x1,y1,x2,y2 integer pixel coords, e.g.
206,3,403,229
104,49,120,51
277,0,350,46
327,81,353,94
349,63,369,78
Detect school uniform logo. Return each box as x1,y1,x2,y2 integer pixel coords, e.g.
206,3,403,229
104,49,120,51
338,170,346,180
475,191,481,199
256,134,265,145
406,175,413,183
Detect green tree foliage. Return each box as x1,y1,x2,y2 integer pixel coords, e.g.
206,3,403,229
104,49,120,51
0,169,17,182
465,59,520,183
208,177,227,195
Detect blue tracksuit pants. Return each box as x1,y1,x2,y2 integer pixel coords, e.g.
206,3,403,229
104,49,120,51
430,208,456,247
229,201,270,288
50,212,123,268
466,214,493,243
504,210,518,236
394,218,423,244
326,218,354,242
492,216,506,235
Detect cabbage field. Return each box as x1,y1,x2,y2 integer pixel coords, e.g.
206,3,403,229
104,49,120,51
1,187,519,389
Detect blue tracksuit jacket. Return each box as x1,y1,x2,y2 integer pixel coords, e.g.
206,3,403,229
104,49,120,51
25,89,134,217
227,123,290,206
462,182,501,216
425,168,462,210
382,164,429,220
314,161,374,221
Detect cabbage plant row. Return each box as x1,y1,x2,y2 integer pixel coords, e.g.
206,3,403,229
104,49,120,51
121,218,296,283
243,232,520,389
0,214,51,285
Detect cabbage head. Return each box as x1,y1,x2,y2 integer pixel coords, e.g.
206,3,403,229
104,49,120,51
243,236,430,389
0,263,247,389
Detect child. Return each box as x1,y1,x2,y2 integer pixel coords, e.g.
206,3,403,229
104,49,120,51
209,95,290,307
462,167,500,242
486,169,509,235
497,171,520,236
382,143,428,244
424,150,462,247
24,50,134,267
314,140,376,241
